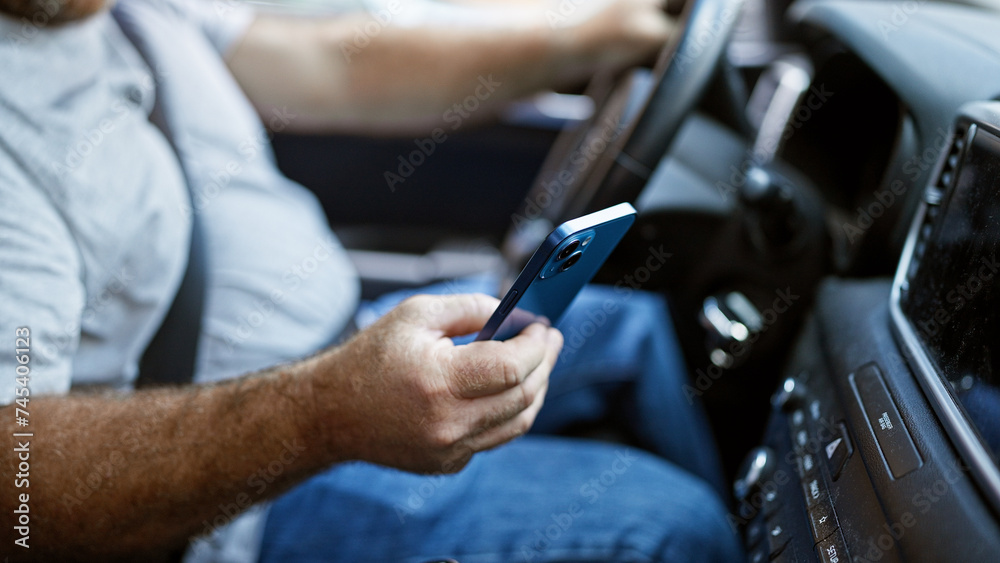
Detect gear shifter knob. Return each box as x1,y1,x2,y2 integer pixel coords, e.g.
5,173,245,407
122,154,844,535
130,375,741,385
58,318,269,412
740,166,801,250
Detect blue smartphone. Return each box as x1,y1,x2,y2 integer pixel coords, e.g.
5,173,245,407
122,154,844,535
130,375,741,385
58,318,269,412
476,202,637,341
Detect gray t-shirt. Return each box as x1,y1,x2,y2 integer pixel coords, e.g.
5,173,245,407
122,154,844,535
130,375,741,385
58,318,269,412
0,0,360,559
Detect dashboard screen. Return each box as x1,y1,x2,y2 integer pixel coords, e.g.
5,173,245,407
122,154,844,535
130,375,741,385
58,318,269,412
901,127,1000,463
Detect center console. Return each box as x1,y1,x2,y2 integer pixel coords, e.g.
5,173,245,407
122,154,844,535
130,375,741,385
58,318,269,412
735,102,1000,562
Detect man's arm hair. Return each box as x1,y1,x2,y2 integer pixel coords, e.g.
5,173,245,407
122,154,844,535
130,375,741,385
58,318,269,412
1,360,329,561
225,0,672,134
0,294,560,561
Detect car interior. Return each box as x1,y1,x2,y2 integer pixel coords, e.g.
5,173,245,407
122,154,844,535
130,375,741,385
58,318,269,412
254,0,1000,560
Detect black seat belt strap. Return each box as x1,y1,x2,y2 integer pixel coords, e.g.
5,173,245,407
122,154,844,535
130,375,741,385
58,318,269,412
137,212,206,388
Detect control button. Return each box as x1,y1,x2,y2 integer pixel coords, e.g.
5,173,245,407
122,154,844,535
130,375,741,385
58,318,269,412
766,520,790,556
772,376,806,411
500,290,518,314
802,476,823,509
924,186,944,205
809,399,822,421
798,451,818,480
762,488,781,518
794,428,809,450
823,423,853,481
849,364,923,479
807,491,838,543
734,447,776,501
816,528,849,563
790,408,805,429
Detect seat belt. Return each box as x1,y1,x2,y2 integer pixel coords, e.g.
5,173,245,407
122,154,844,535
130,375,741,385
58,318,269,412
136,213,206,388
0,90,205,388
111,6,208,389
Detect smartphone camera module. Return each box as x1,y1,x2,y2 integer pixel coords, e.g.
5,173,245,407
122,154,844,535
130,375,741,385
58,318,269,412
556,239,580,261
541,230,597,279
559,251,582,271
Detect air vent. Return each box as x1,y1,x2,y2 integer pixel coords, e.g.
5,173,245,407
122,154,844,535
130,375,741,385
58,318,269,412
905,126,971,287
936,125,969,192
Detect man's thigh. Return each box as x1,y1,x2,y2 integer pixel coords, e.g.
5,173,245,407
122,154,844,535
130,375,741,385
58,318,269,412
259,436,743,563
538,283,726,495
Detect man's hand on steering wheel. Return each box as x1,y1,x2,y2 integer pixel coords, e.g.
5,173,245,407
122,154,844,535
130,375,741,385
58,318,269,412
441,0,674,83
556,0,675,72
505,0,745,246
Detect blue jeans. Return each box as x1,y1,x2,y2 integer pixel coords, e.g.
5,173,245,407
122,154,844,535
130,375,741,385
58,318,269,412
258,277,744,562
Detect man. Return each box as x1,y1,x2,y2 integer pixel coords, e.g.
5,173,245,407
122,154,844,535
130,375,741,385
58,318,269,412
0,0,743,560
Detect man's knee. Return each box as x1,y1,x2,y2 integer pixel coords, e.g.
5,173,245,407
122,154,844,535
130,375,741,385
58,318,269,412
656,477,744,562
602,452,741,562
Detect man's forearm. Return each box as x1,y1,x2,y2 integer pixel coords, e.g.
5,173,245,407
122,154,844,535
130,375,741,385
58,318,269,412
227,0,671,134
0,357,332,560
0,294,559,560
229,13,581,133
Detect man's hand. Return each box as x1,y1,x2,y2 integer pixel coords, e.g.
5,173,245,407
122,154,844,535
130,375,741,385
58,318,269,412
311,293,563,473
562,0,674,71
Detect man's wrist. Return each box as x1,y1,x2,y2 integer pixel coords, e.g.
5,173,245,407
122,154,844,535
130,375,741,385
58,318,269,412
296,344,362,466
545,0,675,77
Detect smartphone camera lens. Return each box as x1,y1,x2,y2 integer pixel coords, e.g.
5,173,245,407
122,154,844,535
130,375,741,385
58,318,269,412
559,250,582,271
556,240,580,261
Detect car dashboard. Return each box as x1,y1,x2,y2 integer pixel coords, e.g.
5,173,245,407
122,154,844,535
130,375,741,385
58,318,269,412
732,1,1000,561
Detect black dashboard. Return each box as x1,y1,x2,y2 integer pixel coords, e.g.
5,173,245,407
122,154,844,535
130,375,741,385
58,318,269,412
738,105,1000,559
732,1,1000,561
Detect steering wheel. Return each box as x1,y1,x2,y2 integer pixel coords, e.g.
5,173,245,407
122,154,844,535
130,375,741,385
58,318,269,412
501,0,747,267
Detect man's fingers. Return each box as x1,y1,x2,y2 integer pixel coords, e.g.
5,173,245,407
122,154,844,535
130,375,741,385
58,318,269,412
465,379,549,453
449,324,559,398
466,350,550,428
429,382,547,474
460,325,558,426
406,293,500,337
